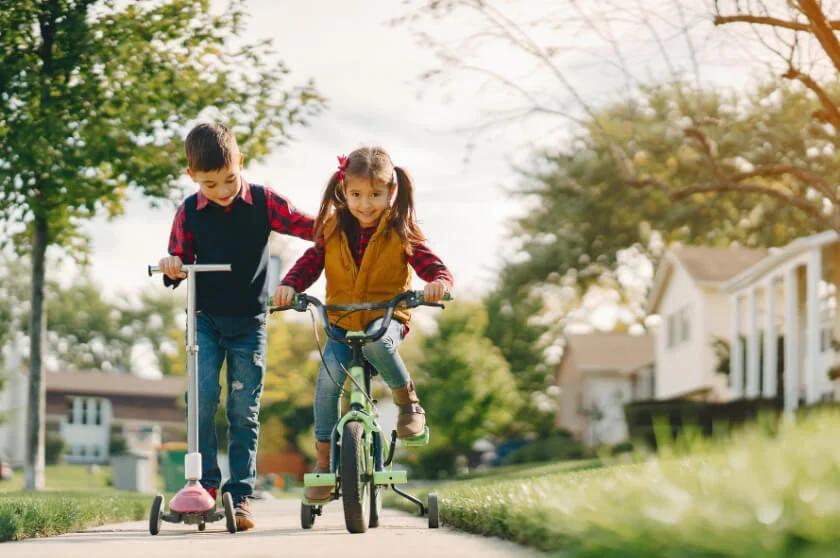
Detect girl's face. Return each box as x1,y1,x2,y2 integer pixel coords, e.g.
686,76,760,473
344,175,392,227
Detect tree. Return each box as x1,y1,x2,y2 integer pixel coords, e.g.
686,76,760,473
0,0,323,489
412,302,520,477
0,254,188,374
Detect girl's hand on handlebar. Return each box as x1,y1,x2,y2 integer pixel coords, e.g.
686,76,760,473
159,256,186,280
424,280,447,303
274,285,297,307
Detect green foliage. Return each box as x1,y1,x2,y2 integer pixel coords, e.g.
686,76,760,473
0,255,182,374
411,302,521,477
258,315,321,453
0,0,323,246
0,492,147,542
390,411,840,557
44,433,65,466
502,82,822,301
500,433,585,465
108,435,127,458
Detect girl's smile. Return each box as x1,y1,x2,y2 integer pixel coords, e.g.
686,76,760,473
344,175,391,227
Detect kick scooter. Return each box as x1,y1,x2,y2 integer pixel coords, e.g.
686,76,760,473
147,263,237,535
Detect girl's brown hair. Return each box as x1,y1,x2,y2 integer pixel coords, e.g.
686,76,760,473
314,146,425,251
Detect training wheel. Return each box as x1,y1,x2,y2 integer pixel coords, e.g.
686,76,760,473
428,492,440,529
301,502,317,529
223,492,237,534
149,494,164,535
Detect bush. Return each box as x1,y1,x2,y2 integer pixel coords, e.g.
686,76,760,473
108,434,128,457
501,433,585,465
44,433,65,465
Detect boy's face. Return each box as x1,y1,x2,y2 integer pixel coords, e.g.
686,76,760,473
187,152,245,207
344,175,392,228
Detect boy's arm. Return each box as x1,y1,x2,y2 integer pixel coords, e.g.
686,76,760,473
163,204,195,288
408,242,453,291
266,186,314,241
280,242,325,292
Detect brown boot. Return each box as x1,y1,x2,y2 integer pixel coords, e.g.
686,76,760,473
304,441,333,502
392,381,426,438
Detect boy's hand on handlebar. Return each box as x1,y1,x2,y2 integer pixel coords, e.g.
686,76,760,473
274,285,297,307
159,256,186,280
424,280,447,303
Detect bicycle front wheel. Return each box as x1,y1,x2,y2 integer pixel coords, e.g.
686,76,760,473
341,421,370,533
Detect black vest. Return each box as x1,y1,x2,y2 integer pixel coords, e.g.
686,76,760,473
185,185,270,316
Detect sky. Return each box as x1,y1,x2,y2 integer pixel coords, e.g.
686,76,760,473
75,0,789,322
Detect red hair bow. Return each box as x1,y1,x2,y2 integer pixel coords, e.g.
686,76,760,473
336,155,348,182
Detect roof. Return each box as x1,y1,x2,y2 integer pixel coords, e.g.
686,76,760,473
647,245,768,313
563,333,654,375
45,370,184,399
670,245,768,283
724,230,839,292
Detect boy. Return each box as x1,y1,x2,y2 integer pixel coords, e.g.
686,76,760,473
158,122,313,530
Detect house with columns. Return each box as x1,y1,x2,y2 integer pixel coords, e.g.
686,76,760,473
723,230,840,412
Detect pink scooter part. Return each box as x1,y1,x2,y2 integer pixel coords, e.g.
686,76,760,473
169,482,215,514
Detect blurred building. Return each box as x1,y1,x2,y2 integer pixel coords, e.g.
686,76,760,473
555,332,654,446
0,365,184,466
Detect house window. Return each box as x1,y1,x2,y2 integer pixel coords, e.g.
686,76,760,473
93,400,102,426
66,399,74,424
667,305,692,348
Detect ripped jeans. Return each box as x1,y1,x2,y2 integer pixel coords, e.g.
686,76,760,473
194,311,266,502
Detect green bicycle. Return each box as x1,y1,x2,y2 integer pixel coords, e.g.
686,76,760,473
271,290,449,533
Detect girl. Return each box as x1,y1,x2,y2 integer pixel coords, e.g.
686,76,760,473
275,146,453,502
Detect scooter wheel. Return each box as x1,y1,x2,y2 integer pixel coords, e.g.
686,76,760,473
428,492,440,529
149,494,164,535
223,492,237,534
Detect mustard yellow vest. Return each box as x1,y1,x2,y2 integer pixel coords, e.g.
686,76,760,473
324,213,413,331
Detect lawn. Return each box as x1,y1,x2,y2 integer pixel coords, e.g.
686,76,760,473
389,411,840,557
0,464,149,542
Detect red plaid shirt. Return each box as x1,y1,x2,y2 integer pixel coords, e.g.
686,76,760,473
166,180,313,285
281,225,453,293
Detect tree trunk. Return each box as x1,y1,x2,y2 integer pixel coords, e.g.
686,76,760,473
25,215,48,491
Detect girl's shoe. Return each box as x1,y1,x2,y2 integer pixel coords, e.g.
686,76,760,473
393,381,426,438
304,441,333,502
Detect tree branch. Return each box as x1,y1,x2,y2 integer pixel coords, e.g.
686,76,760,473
713,14,840,32
627,176,837,231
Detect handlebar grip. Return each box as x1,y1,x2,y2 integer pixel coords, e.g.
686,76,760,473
413,290,454,303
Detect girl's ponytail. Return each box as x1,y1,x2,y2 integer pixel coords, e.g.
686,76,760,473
314,172,345,242
392,165,425,253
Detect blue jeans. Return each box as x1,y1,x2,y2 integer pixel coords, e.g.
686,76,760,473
193,311,266,502
314,318,411,441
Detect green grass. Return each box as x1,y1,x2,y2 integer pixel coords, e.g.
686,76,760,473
0,464,113,493
0,491,148,542
388,411,840,557
0,465,150,542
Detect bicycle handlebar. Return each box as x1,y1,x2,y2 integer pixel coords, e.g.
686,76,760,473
270,290,452,343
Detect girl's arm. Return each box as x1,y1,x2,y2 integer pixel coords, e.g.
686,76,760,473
280,242,325,292
266,186,315,241
408,241,453,290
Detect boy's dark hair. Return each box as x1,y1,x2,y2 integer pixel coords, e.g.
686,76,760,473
185,122,239,171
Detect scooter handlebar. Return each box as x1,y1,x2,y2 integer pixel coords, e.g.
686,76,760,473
148,264,232,277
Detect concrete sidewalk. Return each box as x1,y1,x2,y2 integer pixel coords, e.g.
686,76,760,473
2,496,541,558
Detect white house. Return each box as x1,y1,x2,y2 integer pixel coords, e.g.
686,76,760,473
555,333,655,446
723,230,840,412
0,365,185,466
647,245,767,401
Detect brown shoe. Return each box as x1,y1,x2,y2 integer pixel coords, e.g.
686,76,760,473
304,441,333,502
234,498,255,531
392,381,426,439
